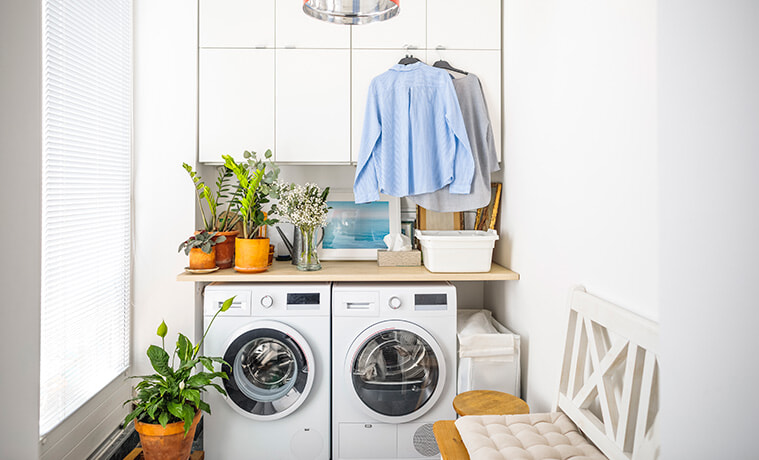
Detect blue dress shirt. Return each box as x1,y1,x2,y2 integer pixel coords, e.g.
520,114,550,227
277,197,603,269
354,62,474,203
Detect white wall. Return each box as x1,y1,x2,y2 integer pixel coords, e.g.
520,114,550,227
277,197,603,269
485,0,658,411
133,0,198,374
0,1,42,458
659,1,759,458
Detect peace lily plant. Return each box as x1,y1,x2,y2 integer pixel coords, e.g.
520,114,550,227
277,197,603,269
124,296,234,436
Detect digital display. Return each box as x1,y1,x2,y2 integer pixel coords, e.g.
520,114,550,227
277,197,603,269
415,294,447,306
287,293,320,305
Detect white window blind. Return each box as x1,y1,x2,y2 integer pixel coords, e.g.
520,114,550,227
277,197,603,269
41,0,132,436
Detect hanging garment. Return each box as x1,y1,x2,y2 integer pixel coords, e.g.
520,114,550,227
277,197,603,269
411,73,500,212
353,62,474,204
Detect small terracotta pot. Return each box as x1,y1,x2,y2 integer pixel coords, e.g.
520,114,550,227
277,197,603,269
134,411,201,460
213,231,238,269
234,237,270,273
189,247,216,270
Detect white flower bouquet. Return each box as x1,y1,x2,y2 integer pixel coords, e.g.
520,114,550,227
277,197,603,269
277,183,330,270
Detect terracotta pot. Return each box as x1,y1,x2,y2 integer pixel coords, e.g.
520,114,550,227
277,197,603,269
234,237,270,273
188,247,216,270
213,231,238,269
134,411,201,460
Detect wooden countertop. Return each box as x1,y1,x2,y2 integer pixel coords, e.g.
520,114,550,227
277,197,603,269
177,260,519,282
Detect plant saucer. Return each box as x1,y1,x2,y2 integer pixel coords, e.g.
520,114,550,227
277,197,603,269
185,266,220,274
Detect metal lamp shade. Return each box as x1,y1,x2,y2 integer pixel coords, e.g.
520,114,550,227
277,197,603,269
303,0,400,25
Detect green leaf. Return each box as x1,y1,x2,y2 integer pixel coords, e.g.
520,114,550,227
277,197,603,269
176,334,192,363
158,411,169,428
147,345,172,377
220,296,236,312
186,373,212,388
167,400,184,420
182,405,196,435
156,320,167,339
182,388,201,406
198,357,214,372
199,400,211,414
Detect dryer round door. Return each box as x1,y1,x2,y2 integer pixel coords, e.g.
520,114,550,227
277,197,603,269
345,320,447,423
221,320,315,420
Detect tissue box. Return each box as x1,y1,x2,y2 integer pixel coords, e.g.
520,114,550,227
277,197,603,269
377,249,422,267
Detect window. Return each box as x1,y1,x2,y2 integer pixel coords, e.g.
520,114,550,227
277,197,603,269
40,0,132,437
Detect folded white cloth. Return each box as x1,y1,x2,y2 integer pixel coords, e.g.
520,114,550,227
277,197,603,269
458,310,515,360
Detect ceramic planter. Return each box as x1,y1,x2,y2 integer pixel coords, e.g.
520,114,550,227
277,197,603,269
134,411,201,460
188,247,216,270
213,230,238,269
234,237,270,273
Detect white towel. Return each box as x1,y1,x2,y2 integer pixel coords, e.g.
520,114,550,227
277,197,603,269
458,310,515,360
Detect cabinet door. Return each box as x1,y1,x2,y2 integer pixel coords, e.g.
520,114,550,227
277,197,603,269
432,49,502,162
275,0,350,49
276,49,351,163
199,49,275,164
351,50,427,163
199,0,275,48
427,0,501,50
351,0,426,49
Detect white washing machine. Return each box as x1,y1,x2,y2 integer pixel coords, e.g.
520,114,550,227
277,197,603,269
203,283,330,460
332,282,457,460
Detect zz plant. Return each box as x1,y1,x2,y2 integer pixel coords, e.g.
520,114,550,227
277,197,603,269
123,297,235,434
223,155,275,239
182,163,240,233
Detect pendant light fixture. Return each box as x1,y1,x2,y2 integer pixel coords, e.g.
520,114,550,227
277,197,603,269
303,0,400,25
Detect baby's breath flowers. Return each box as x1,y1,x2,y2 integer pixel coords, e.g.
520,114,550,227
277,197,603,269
277,183,330,270
277,183,330,229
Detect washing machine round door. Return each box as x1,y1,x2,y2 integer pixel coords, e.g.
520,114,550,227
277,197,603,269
345,320,447,423
221,320,315,420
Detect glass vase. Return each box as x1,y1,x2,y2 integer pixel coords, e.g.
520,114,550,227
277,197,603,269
296,225,321,271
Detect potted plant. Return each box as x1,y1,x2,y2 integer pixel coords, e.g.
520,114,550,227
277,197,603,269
177,230,226,270
223,153,278,273
123,297,234,460
277,183,330,271
182,163,241,269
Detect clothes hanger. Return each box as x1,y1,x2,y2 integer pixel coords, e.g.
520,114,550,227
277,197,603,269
433,60,468,75
398,54,420,65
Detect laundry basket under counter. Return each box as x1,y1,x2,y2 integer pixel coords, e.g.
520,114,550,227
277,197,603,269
457,309,521,398
416,230,499,273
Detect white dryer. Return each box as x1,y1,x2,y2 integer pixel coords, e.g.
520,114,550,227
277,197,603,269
332,282,457,460
203,283,330,460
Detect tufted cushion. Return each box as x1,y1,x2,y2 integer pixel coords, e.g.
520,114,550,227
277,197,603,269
455,412,608,460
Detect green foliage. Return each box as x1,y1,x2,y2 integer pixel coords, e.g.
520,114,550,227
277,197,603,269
123,297,236,435
177,230,226,255
223,154,279,239
182,163,240,232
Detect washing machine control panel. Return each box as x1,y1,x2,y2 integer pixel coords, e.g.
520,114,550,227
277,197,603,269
260,295,274,308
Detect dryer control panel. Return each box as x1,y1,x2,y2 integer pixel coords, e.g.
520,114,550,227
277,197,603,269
332,282,456,318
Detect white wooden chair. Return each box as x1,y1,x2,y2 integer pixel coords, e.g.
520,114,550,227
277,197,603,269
435,286,660,460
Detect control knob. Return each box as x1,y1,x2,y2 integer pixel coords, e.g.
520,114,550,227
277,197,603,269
260,295,274,308
388,296,402,309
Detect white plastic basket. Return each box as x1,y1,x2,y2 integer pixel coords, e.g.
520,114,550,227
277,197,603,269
415,230,499,272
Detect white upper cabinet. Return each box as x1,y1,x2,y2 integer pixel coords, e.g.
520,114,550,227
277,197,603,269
199,49,276,163
351,50,427,163
432,49,502,161
427,0,501,50
199,0,275,48
276,49,351,163
351,0,426,49
275,0,350,49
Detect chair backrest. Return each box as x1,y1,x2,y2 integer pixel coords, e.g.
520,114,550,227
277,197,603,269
556,287,660,460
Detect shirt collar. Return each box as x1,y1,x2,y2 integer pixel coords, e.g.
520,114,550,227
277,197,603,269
391,62,425,72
